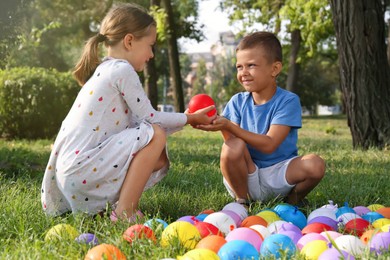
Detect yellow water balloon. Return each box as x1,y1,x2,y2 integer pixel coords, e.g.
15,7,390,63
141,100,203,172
160,221,201,250
367,204,385,211
256,210,281,225
301,240,328,260
44,224,79,242
372,218,390,229
177,248,219,260
380,224,390,232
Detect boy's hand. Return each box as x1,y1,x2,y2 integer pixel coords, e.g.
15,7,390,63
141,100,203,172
195,116,229,131
186,105,217,126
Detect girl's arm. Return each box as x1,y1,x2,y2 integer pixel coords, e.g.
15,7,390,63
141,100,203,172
116,62,216,129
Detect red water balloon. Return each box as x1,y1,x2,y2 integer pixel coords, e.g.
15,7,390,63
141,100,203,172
302,222,334,235
188,94,217,117
123,224,156,244
194,221,223,238
344,218,371,237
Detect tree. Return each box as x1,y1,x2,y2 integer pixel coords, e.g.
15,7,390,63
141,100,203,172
149,0,203,110
144,0,161,109
2,0,112,70
144,56,159,109
0,0,33,68
191,59,208,96
2,0,202,108
388,18,390,65
285,29,301,93
295,49,340,113
221,0,334,94
161,0,185,112
208,50,239,106
330,0,390,149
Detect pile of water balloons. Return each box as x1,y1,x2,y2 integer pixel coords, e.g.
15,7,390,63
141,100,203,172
45,200,390,259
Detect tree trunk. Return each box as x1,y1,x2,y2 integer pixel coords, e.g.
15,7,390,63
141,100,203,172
143,0,161,110
286,29,301,94
162,0,185,112
388,19,390,66
144,60,158,109
330,0,390,149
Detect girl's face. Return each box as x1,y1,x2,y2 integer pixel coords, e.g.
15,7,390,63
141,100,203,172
126,26,157,72
235,46,280,94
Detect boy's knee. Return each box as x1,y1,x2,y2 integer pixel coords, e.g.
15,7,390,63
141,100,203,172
305,154,325,180
221,137,246,161
223,137,246,151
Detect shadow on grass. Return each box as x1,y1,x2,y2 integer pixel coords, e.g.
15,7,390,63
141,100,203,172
302,114,347,120
0,146,48,179
311,156,390,207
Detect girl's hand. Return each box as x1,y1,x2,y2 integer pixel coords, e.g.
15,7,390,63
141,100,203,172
186,105,216,126
195,116,229,131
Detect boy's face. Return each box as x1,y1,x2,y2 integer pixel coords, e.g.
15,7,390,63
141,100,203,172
235,46,281,94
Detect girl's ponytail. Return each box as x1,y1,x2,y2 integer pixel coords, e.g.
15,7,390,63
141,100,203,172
72,3,156,86
72,34,105,86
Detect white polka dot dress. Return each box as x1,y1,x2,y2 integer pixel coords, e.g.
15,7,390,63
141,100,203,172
41,58,187,216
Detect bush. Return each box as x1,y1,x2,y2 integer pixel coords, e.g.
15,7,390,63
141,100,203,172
0,67,79,139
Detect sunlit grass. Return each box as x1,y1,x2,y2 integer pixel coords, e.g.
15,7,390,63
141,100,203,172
1,115,389,259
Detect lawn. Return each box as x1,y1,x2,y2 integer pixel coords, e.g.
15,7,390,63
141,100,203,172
0,115,389,259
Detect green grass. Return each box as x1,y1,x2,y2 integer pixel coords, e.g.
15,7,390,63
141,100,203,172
0,115,389,259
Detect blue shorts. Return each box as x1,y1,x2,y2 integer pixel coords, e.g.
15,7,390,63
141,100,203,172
223,157,296,202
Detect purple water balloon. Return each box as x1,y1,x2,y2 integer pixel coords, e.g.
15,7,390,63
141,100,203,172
177,215,196,224
370,232,390,254
221,210,242,227
353,206,371,216
318,247,355,260
75,233,99,246
278,222,302,234
308,216,338,231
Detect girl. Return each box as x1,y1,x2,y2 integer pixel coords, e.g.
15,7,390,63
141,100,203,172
41,3,215,221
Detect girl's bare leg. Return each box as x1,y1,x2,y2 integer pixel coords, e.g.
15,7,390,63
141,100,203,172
115,124,167,219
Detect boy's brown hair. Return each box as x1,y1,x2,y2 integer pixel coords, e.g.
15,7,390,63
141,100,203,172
236,31,283,64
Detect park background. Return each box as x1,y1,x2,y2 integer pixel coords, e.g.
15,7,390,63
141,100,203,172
1,0,390,259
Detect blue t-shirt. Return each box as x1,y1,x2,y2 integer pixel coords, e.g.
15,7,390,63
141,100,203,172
222,87,302,168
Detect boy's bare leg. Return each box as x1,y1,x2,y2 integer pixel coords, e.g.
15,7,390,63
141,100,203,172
220,137,256,201
285,154,325,205
115,125,167,219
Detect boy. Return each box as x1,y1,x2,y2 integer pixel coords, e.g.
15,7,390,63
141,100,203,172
197,31,325,206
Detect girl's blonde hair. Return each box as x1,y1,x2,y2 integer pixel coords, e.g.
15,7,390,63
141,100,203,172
73,3,156,86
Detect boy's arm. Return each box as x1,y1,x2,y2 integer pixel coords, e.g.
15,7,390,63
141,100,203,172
220,127,236,141
227,122,290,154
198,116,290,154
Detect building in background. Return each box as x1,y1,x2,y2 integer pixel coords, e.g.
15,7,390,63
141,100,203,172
184,31,238,89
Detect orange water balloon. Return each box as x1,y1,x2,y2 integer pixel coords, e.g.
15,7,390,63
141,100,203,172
196,235,227,253
84,244,126,260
